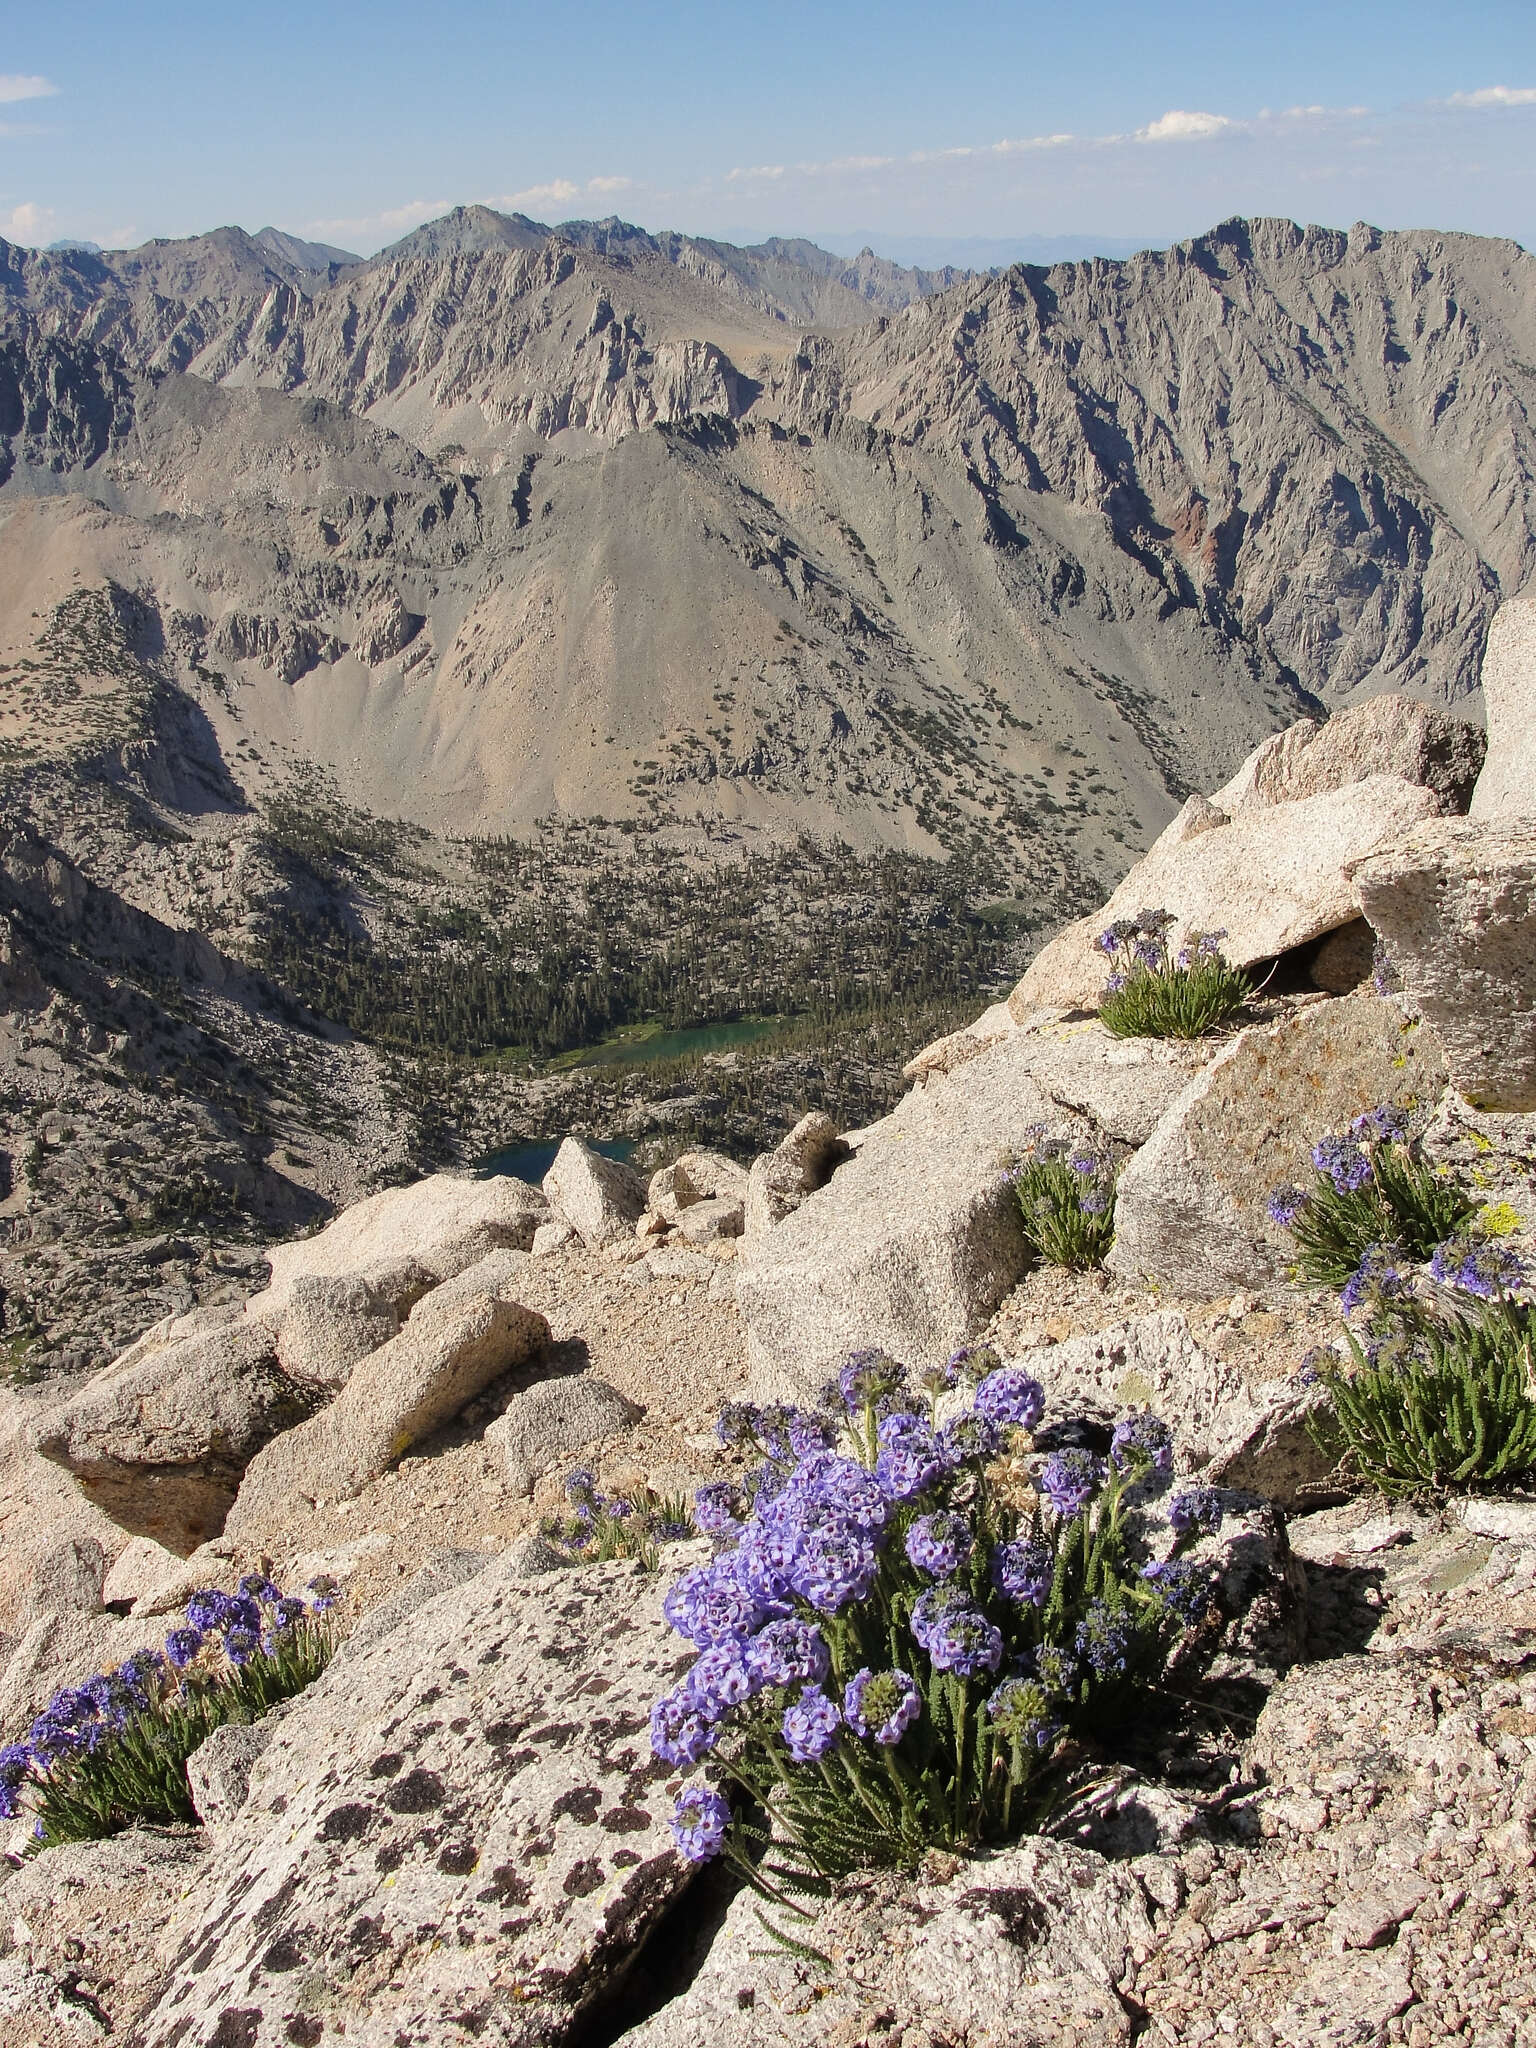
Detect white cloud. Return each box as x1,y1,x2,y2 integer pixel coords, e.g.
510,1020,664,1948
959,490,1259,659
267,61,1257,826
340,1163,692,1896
0,74,58,103
305,197,452,239
1137,109,1234,142
1447,85,1536,108
494,179,580,212
585,175,633,195
1,200,56,240
727,164,786,182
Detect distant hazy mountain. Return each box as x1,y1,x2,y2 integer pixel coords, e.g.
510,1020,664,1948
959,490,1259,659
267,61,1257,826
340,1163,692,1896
814,230,1158,269
0,208,1530,867
44,238,104,256
252,225,362,273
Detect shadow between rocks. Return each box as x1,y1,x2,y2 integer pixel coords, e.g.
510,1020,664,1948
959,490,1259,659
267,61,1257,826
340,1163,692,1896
568,1859,743,2048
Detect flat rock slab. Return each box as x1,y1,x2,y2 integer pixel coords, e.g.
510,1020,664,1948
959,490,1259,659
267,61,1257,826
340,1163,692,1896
135,1554,697,2048
737,1024,1209,1399
1470,596,1536,820
1353,816,1536,1111
736,1034,1065,1399
257,1172,548,1312
1108,994,1448,1295
1008,774,1441,1013
32,1320,319,1553
617,1837,1152,2048
1027,1309,1332,1506
1211,694,1483,815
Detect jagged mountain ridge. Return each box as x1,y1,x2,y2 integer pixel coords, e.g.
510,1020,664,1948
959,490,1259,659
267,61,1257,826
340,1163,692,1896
0,211,1532,864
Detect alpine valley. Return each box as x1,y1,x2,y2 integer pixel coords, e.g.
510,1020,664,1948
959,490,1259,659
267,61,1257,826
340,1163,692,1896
1,205,1533,1366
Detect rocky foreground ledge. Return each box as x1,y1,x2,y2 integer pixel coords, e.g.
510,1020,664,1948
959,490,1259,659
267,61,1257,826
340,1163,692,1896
1,604,1535,2044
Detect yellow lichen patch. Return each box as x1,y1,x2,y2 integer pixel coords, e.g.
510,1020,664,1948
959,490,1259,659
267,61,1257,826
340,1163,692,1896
1475,1202,1524,1240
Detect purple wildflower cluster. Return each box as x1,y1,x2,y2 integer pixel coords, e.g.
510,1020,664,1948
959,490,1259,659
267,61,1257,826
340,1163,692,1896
1341,1243,1411,1314
541,1470,692,1560
1038,1449,1105,1517
1094,907,1228,995
1430,1237,1528,1301
1110,1412,1174,1476
1167,1487,1225,1538
652,1352,1213,1867
0,1577,332,1826
1010,1133,1120,1263
1141,1558,1217,1626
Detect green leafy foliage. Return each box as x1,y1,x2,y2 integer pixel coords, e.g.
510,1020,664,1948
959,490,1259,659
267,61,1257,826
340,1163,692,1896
2,1580,335,1849
1311,1299,1536,1498
539,1472,696,1572
1268,1110,1476,1288
1094,910,1253,1041
1012,1140,1118,1270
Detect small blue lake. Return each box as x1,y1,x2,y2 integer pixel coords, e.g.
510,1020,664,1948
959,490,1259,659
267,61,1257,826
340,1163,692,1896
475,1135,636,1186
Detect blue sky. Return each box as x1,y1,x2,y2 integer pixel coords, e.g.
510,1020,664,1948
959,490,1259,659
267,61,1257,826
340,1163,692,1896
5,1,1536,259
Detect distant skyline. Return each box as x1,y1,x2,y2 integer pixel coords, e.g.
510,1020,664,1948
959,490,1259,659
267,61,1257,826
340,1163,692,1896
5,1,1536,262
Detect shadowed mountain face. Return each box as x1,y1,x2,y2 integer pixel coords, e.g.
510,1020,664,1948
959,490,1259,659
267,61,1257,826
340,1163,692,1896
0,210,1529,863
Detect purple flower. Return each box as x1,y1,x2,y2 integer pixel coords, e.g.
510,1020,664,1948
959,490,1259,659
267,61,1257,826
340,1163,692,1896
1341,1243,1410,1314
745,1619,830,1688
991,1537,1053,1606
1037,1449,1105,1518
1034,1643,1079,1696
905,1511,973,1579
184,1588,231,1632
239,1573,280,1602
164,1627,204,1670
1430,1238,1527,1300
1312,1132,1372,1194
0,1742,29,1821
782,1685,842,1762
224,1628,259,1667
692,1481,744,1536
1109,1412,1173,1476
839,1348,909,1411
792,1521,881,1612
986,1677,1058,1749
715,1401,760,1448
938,1411,1002,1465
1168,1486,1225,1538
273,1598,307,1630
306,1576,339,1612
875,1412,947,1502
1294,1346,1331,1387
670,1785,731,1863
1142,1558,1215,1626
684,1643,758,1716
946,1343,1001,1383
663,1562,764,1647
1350,1105,1409,1145
973,1365,1046,1432
910,1589,1003,1676
844,1667,923,1744
650,1687,720,1766
1267,1183,1309,1228
1075,1600,1135,1679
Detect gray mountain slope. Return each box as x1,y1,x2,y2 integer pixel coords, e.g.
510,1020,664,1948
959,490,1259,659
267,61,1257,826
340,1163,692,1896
1,210,1531,864
252,225,362,274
